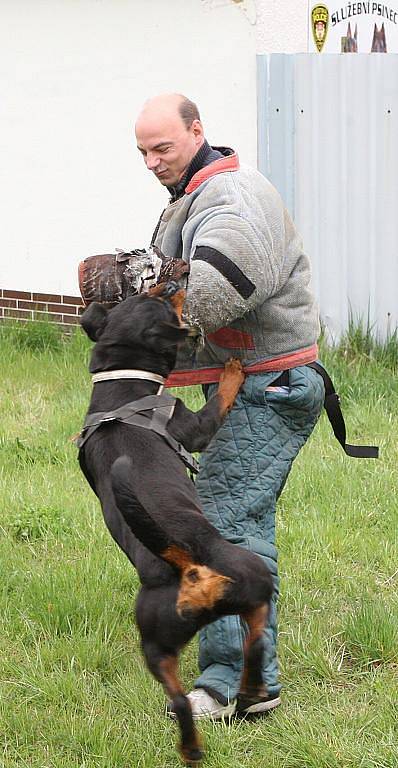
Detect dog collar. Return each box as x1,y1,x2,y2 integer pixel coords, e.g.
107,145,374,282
92,369,165,385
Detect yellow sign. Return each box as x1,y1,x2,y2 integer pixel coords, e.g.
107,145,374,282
311,4,329,51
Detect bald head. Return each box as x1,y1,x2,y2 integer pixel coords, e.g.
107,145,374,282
137,93,200,127
137,93,200,126
135,93,204,188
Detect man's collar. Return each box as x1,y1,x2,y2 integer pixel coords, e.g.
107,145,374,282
167,140,229,202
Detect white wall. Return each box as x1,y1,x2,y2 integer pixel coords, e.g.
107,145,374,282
255,0,308,53
1,0,258,295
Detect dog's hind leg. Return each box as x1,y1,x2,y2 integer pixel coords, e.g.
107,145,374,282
236,604,268,710
143,642,204,766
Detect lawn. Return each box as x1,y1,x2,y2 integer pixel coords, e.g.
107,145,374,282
0,321,397,768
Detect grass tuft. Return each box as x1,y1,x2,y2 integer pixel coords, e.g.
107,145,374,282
319,310,398,372
0,317,64,352
2,503,70,542
342,596,398,668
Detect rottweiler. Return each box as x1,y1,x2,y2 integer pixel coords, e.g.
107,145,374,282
78,287,273,766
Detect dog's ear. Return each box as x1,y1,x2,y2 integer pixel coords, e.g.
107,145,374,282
80,302,109,341
146,321,189,351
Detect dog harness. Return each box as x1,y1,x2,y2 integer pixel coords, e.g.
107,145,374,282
76,386,200,475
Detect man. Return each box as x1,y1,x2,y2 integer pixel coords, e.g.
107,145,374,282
134,93,325,718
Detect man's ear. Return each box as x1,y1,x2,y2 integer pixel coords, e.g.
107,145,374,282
80,302,109,341
146,321,189,351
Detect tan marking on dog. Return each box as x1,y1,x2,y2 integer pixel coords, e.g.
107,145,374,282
179,742,203,768
159,655,184,697
146,285,186,324
159,656,203,764
168,288,186,322
241,604,268,641
147,282,168,298
217,358,245,415
176,565,232,616
162,545,194,571
239,604,269,698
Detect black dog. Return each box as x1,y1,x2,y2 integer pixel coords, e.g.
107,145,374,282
78,289,273,765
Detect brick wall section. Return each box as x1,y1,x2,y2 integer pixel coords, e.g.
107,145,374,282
0,288,84,326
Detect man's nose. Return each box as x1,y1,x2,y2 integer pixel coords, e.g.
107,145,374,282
145,152,160,171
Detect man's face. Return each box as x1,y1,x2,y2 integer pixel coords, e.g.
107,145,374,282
135,108,204,188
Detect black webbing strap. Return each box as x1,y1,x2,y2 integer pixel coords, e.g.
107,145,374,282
76,394,173,451
150,405,200,474
76,392,200,474
306,362,379,459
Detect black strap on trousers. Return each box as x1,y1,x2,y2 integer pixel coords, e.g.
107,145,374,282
306,362,379,459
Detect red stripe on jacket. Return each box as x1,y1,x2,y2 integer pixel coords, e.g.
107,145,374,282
207,327,255,350
185,154,240,194
165,344,319,387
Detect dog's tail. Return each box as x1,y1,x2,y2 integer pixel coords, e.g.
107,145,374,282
110,455,193,571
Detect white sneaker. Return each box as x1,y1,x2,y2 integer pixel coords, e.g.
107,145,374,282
237,693,281,716
187,689,237,719
168,688,236,720
188,688,236,720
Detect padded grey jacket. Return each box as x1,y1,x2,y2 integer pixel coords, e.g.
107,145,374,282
153,151,320,386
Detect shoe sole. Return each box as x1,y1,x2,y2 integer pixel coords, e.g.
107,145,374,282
167,700,237,721
237,696,281,717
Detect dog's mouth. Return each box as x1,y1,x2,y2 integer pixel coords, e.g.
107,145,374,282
160,280,180,298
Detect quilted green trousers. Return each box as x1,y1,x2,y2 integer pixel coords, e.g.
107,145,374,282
194,365,325,703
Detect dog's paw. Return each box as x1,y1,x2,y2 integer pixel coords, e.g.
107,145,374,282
217,359,245,414
220,358,245,387
179,745,204,766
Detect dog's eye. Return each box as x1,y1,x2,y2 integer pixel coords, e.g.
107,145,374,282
186,568,199,583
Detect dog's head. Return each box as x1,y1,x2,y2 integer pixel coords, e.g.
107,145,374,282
80,292,189,376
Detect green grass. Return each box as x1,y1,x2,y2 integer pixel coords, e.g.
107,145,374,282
0,320,397,767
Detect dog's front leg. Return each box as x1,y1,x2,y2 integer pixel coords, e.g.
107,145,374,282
168,359,245,454
216,358,245,416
